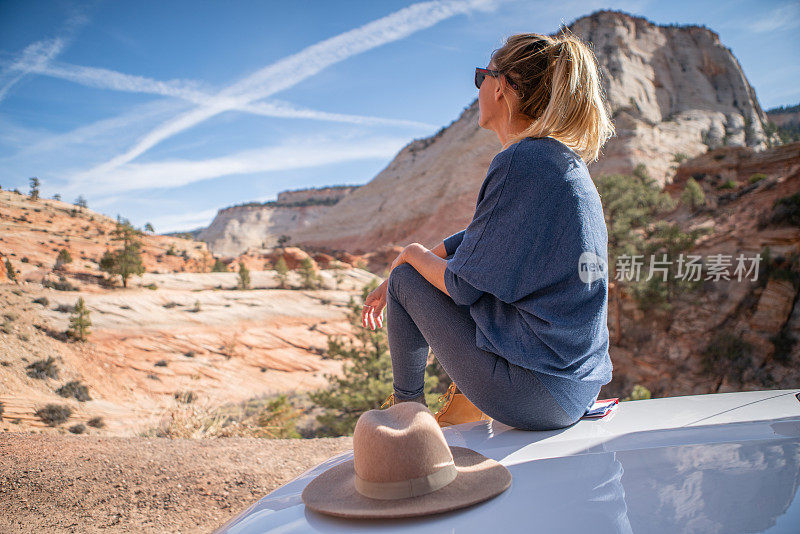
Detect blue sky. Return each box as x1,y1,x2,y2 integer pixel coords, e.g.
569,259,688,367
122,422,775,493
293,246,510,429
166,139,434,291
1,0,798,233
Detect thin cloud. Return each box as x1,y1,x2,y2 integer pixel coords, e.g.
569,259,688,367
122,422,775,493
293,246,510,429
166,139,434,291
746,3,800,33
0,59,434,129
0,10,89,103
86,0,498,177
64,134,410,196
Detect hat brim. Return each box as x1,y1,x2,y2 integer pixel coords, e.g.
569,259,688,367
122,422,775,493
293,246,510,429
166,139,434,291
301,446,512,519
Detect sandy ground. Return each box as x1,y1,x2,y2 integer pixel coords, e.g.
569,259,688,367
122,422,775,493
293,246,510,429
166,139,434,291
0,432,353,533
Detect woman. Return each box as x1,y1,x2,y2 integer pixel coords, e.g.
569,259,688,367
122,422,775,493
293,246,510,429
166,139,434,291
361,29,615,431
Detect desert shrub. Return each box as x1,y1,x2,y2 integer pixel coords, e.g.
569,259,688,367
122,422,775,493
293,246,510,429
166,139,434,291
220,332,239,359
5,258,17,282
69,424,86,434
144,394,303,439
0,401,4,421
769,193,800,227
154,360,168,367
162,301,180,309
143,283,158,290
35,403,72,426
55,248,73,269
256,395,302,439
623,384,652,401
54,303,73,313
87,416,105,428
33,297,49,306
43,275,78,291
749,173,767,184
174,391,197,404
26,357,59,379
717,179,737,190
56,380,92,402
211,258,228,272
237,262,250,290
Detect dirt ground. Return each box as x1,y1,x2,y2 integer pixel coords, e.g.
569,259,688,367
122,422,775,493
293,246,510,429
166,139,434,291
0,432,353,533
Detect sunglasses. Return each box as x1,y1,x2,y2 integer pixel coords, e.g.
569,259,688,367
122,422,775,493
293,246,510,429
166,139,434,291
475,67,519,91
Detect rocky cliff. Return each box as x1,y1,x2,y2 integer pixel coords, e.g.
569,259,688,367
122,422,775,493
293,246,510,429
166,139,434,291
197,185,359,256
277,9,774,254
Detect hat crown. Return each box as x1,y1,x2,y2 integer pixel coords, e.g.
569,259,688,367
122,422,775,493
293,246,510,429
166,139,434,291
353,402,454,484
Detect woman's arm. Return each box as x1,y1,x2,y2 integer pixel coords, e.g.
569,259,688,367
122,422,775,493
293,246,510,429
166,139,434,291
402,236,484,306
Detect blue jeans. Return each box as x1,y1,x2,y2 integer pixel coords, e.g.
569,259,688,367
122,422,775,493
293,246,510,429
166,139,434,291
386,259,579,431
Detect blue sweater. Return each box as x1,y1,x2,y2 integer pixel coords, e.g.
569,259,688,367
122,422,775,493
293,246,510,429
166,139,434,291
441,136,612,421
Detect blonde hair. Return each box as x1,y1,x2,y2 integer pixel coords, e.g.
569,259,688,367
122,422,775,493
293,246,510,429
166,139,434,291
490,27,615,163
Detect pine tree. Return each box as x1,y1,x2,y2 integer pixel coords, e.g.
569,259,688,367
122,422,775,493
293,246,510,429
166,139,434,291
28,177,40,201
68,297,92,341
99,218,145,288
635,221,707,311
74,195,88,209
237,262,250,290
681,177,705,211
274,256,289,288
595,173,676,343
308,280,441,437
144,222,155,233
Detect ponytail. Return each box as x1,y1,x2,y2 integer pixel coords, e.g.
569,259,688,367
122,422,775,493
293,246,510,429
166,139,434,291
491,28,615,163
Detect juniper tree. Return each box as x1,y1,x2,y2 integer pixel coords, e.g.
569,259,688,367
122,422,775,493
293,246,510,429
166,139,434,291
67,297,92,341
74,195,88,209
144,222,154,233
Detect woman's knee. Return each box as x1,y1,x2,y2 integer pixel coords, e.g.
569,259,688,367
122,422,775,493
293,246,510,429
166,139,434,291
387,263,422,300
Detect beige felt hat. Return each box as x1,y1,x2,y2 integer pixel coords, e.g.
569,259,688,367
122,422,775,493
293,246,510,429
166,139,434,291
301,401,512,519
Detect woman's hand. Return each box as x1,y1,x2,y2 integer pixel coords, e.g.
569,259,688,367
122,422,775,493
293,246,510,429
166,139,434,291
361,245,421,330
362,279,388,330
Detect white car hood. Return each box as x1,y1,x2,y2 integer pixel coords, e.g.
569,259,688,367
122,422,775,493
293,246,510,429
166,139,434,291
216,389,800,533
